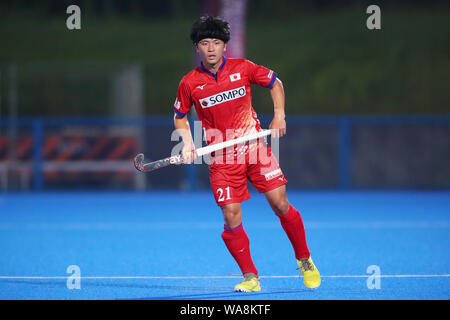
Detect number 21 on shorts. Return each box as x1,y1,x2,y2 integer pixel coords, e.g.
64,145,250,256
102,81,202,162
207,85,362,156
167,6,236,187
217,186,231,202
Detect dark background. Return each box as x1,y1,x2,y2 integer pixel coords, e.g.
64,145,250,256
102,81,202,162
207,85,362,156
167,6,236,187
0,0,448,191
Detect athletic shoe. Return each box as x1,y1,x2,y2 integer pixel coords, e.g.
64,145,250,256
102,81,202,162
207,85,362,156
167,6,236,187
234,273,261,292
297,257,321,289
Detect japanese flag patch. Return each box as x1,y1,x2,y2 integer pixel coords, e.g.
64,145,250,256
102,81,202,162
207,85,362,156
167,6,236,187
230,73,241,82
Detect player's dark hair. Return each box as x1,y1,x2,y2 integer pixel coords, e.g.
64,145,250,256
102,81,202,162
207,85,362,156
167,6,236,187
190,15,230,45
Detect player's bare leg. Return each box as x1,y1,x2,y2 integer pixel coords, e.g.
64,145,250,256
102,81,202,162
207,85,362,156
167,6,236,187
220,202,259,292
264,185,290,215
220,202,242,228
264,185,321,288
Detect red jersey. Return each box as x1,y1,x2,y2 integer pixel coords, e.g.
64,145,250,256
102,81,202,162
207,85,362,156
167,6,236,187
173,57,277,146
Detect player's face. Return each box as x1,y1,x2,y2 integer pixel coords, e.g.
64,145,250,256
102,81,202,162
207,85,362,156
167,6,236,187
196,38,227,68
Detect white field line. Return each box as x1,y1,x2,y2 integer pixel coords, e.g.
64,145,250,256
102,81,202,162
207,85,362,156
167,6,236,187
0,274,449,280
0,220,449,231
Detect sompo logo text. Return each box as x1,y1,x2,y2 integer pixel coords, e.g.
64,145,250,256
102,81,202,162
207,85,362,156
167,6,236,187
200,86,246,108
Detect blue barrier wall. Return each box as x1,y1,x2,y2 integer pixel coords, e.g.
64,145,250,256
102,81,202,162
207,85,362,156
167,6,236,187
0,115,449,191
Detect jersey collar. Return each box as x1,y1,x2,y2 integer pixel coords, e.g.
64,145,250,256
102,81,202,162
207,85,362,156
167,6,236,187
199,56,226,80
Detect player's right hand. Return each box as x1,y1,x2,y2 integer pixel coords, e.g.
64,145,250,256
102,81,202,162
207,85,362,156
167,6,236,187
182,143,197,164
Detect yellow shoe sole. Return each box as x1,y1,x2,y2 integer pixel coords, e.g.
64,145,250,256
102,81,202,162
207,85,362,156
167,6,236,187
234,277,261,292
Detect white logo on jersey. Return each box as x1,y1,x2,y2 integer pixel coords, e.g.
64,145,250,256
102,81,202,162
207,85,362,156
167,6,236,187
267,70,273,79
173,98,181,109
230,73,241,82
199,86,246,109
196,83,207,90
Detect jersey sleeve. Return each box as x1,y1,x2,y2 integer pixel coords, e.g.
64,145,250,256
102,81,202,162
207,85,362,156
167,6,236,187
173,78,192,117
244,59,278,89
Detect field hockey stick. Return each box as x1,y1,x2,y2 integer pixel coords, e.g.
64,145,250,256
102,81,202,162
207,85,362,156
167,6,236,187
134,129,272,173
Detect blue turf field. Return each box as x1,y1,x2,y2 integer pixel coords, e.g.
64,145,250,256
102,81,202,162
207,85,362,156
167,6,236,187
0,190,449,300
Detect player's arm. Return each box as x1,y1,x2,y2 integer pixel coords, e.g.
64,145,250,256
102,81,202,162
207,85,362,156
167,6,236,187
269,78,286,138
174,114,196,164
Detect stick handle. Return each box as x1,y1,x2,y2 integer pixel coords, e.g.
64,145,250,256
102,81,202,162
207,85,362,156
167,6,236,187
136,129,272,173
195,129,272,157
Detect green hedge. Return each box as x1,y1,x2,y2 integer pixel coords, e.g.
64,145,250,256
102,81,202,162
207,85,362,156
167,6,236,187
0,6,449,116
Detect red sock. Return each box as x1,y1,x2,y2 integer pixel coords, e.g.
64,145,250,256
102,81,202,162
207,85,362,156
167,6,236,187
277,205,310,259
221,223,258,275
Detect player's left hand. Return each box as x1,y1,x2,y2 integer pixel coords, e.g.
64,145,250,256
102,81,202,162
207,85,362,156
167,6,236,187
269,117,286,138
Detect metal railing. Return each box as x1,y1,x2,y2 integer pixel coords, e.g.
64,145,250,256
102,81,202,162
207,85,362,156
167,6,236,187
0,115,449,191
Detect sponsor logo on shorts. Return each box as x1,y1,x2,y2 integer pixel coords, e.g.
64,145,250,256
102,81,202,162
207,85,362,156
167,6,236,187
264,168,283,181
199,86,246,109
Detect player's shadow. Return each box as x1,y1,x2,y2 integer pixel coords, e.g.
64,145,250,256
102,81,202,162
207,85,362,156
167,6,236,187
1,279,310,300
134,287,312,300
